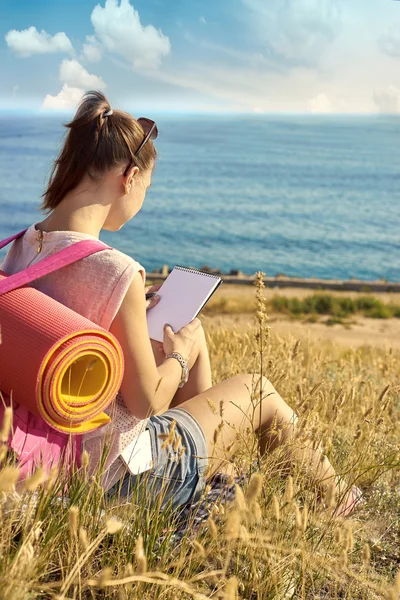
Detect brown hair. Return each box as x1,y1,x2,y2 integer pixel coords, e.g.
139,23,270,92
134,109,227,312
41,90,157,212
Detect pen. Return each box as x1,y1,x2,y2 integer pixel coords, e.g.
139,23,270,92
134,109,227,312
146,292,158,300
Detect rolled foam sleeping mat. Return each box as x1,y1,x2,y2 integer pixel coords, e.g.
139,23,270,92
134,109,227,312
0,270,124,434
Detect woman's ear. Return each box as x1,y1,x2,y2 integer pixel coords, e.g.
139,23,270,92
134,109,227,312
123,165,140,194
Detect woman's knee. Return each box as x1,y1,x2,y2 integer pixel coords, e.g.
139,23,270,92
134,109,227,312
235,373,277,397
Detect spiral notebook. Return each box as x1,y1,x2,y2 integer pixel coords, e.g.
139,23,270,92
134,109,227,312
146,266,222,342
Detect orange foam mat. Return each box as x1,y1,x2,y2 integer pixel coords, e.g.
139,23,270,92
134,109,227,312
0,271,124,434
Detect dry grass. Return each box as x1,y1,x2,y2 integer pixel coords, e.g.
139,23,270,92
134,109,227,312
0,277,399,599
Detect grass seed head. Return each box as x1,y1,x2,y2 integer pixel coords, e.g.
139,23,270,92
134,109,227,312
225,509,241,541
173,434,182,452
0,407,12,443
363,543,371,567
294,502,302,531
0,444,7,464
285,475,294,503
44,466,58,491
206,397,217,415
0,465,20,493
68,506,79,537
106,518,123,535
223,576,238,600
213,422,224,445
219,400,224,418
272,495,280,522
207,516,218,539
334,528,342,546
246,472,263,503
192,540,205,557
81,450,89,469
234,484,246,511
253,501,262,522
340,549,348,567
325,483,336,509
78,527,89,551
24,467,47,492
98,567,113,589
135,534,147,574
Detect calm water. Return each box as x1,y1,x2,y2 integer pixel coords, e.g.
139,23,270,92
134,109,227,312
0,113,399,281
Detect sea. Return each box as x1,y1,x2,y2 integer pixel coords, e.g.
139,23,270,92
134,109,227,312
0,113,399,282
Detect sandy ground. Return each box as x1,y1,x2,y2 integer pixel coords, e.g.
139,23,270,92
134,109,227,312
202,285,400,350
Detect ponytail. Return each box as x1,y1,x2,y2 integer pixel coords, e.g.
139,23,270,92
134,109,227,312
42,90,156,212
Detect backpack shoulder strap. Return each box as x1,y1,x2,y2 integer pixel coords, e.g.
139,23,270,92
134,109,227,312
0,238,111,296
0,229,27,250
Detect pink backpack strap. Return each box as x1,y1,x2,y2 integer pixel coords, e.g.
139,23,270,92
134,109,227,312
0,232,111,295
0,230,112,475
0,229,27,250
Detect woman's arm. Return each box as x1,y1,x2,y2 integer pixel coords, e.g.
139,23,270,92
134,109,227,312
109,272,199,418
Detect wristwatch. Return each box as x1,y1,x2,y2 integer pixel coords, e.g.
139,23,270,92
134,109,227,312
165,352,189,388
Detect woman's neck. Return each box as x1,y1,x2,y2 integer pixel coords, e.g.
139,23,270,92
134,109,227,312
38,179,113,237
38,210,102,238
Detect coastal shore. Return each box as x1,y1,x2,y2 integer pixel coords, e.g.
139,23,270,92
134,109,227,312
147,266,400,293
202,284,400,350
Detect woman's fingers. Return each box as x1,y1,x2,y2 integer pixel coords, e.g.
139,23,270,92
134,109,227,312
163,324,175,338
145,294,160,310
145,283,162,294
183,317,202,333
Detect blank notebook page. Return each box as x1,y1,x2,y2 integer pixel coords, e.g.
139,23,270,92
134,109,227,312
146,266,221,342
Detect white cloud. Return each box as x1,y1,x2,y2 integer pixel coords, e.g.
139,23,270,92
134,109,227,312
378,25,400,59
42,60,106,110
42,84,83,110
83,35,103,62
90,0,171,70
242,0,341,67
59,59,106,89
199,16,207,25
5,26,73,58
374,85,400,114
309,92,332,113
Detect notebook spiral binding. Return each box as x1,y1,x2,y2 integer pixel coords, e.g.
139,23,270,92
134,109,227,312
175,265,221,279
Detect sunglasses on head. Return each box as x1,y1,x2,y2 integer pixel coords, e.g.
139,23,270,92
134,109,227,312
123,117,158,177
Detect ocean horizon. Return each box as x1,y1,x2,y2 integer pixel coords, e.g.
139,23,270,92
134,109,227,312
0,113,399,282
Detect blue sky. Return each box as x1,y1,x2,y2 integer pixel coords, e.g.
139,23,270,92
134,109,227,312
1,0,400,113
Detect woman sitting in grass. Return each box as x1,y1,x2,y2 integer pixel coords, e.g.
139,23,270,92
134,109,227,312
3,91,361,516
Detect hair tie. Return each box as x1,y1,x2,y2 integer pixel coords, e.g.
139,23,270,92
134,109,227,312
103,109,113,118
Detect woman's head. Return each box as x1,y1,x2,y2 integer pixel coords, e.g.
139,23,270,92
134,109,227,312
42,90,157,230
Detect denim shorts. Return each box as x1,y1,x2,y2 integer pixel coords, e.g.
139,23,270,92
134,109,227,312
110,408,208,511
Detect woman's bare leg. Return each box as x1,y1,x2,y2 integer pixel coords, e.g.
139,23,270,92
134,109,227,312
148,348,354,508
179,374,340,494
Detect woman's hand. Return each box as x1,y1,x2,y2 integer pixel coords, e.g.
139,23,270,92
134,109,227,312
145,283,161,310
163,318,203,369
